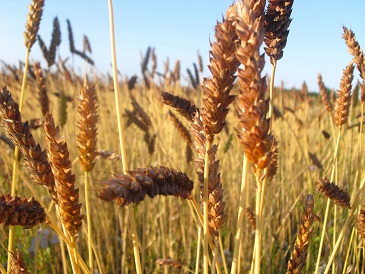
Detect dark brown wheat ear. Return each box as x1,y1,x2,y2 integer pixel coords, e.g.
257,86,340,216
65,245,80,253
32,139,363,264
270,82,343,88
33,62,50,116
44,113,83,238
0,194,46,229
47,16,61,67
97,166,194,207
160,90,197,121
24,0,45,50
0,87,56,200
264,0,294,64
316,178,350,208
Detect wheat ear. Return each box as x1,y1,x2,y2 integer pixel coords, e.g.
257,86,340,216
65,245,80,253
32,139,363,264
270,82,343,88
33,62,50,116
77,79,98,272
44,113,82,274
0,194,46,229
47,17,61,67
315,62,354,272
234,2,277,273
286,194,314,274
9,250,30,274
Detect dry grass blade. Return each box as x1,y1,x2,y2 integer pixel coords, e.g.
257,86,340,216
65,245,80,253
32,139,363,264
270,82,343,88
24,0,45,50
318,73,332,113
316,178,351,208
334,62,354,127
97,166,194,207
77,79,98,172
160,90,197,121
44,113,83,238
0,86,56,199
33,62,50,115
286,194,314,274
10,250,30,274
0,194,46,229
200,3,240,137
264,0,294,63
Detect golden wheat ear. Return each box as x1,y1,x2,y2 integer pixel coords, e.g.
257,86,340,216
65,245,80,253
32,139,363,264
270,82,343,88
200,3,240,137
334,62,354,128
9,250,30,274
0,194,46,229
24,0,45,50
77,79,98,172
358,205,365,241
286,194,315,274
318,73,333,113
97,166,194,206
44,112,83,238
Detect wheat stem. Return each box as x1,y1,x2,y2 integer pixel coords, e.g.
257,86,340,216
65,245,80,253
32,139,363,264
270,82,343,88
231,155,249,274
195,223,202,274
7,47,30,274
323,175,365,273
254,173,262,274
107,1,142,273
190,197,222,274
46,218,90,274
269,60,277,130
203,140,212,274
84,172,93,271
315,129,342,273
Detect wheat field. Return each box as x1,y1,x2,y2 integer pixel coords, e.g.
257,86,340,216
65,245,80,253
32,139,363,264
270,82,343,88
1,0,365,273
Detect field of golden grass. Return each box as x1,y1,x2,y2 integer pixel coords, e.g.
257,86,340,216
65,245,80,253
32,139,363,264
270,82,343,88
1,0,365,273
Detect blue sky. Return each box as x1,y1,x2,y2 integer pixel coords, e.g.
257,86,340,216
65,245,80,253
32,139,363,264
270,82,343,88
1,0,365,92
